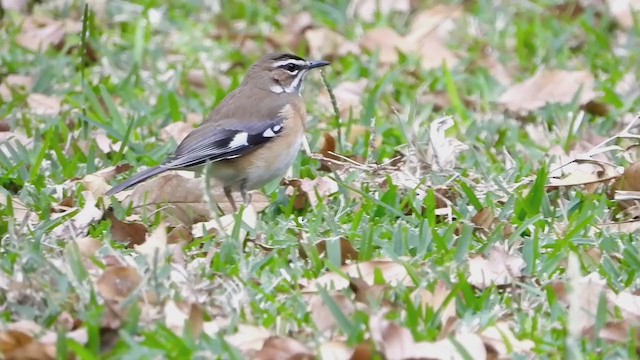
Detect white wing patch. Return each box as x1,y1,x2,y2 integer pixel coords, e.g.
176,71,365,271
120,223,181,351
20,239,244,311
263,124,283,138
229,132,249,148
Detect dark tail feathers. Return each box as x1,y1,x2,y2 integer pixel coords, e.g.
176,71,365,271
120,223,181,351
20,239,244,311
105,166,168,196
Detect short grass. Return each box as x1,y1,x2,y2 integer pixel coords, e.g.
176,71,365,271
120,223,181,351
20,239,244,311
2,0,640,358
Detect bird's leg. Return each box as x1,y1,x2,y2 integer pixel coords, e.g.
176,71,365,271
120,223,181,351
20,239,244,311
240,181,251,206
224,186,237,212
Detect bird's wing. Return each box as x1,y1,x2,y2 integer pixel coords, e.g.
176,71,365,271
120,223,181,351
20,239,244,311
161,115,285,169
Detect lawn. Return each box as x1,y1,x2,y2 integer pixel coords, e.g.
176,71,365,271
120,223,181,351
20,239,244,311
2,0,640,359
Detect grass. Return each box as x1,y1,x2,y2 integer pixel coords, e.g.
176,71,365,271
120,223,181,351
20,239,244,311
2,0,640,358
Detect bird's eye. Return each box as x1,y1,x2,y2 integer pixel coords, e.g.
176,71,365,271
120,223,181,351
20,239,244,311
283,63,298,72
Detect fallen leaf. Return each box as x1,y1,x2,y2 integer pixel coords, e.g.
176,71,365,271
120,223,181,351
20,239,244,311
50,191,104,241
301,259,412,291
348,0,410,22
72,236,103,258
468,246,525,290
607,0,640,29
191,205,257,239
399,5,462,70
284,176,339,209
318,341,354,360
134,223,168,262
299,237,359,265
0,74,33,100
96,266,142,303
16,15,82,52
308,292,357,333
225,325,272,355
497,69,600,113
122,173,268,226
582,320,640,352
267,12,314,49
412,281,457,337
82,164,132,198
25,93,63,116
480,322,534,356
471,207,495,231
360,27,404,64
0,131,33,157
305,28,360,60
109,215,147,247
0,330,55,360
254,336,314,360
95,131,123,154
369,311,487,360
160,113,202,144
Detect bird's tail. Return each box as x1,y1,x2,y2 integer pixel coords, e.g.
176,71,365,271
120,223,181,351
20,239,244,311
105,166,168,195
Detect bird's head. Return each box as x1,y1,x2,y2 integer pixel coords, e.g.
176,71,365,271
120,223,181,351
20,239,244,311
244,52,330,94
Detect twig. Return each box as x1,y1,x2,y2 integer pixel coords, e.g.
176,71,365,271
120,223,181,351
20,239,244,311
549,114,640,175
320,70,342,153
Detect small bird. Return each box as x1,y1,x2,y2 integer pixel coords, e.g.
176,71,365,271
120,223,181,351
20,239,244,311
106,52,330,210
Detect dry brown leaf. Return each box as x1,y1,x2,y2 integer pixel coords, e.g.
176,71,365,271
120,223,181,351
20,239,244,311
122,173,268,226
0,74,33,100
308,292,357,333
369,312,487,360
167,224,193,244
360,27,404,65
305,28,360,60
284,176,339,210
191,205,257,239
300,237,359,265
160,113,202,144
95,131,123,154
254,336,314,360
597,220,640,234
582,320,640,351
413,281,457,336
607,0,640,29
1,0,29,13
318,341,354,360
16,15,82,52
301,259,411,291
611,161,640,210
399,5,462,70
0,131,32,157
480,322,534,357
83,164,132,198
107,211,147,246
267,12,314,49
50,191,103,241
350,277,388,306
72,236,102,258
348,0,410,22
468,246,525,290
224,325,272,355
25,93,63,116
497,69,600,113
164,300,205,337
471,207,495,231
134,223,168,261
96,266,142,303
0,330,56,360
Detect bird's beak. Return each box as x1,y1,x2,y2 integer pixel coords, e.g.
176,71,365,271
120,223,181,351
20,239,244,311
306,60,331,69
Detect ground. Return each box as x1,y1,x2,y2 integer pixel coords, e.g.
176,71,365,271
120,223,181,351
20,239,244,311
1,0,640,359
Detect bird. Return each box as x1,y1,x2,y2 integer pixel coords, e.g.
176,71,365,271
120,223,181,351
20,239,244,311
106,52,330,211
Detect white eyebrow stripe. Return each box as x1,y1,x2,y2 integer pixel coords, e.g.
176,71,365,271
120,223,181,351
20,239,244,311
272,59,308,68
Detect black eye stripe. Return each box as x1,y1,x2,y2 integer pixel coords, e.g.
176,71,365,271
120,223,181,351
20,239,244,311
280,63,300,72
